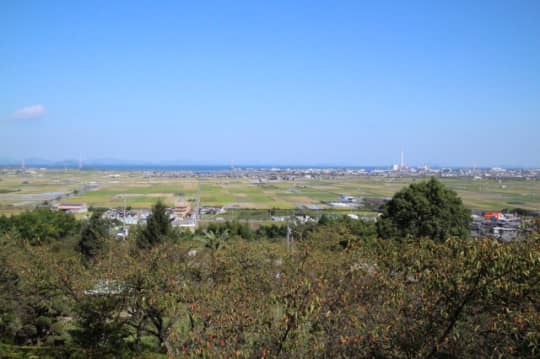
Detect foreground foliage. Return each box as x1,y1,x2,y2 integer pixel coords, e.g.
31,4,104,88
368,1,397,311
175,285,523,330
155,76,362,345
1,217,538,358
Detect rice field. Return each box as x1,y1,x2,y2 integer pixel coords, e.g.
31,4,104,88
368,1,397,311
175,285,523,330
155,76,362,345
1,170,539,214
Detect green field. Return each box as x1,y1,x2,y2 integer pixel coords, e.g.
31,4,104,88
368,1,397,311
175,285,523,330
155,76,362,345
1,170,539,214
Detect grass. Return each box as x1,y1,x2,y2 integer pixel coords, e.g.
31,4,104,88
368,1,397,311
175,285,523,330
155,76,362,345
1,170,539,213
0,189,21,194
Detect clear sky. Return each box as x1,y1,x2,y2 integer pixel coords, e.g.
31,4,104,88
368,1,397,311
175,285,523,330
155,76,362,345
1,0,539,167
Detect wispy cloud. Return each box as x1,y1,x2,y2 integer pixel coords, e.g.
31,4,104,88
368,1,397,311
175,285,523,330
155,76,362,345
11,104,46,119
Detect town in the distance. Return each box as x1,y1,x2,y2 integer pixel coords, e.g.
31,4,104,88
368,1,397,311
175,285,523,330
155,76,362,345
2,154,539,243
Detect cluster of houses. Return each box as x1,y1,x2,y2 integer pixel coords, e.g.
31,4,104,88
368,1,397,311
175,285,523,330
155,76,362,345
102,208,151,225
54,198,535,243
169,200,196,228
199,206,225,216
55,200,214,233
470,211,526,242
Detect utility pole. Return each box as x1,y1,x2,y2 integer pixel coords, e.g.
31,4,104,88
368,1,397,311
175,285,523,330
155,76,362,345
286,222,291,254
123,195,127,238
196,180,201,228
286,213,293,254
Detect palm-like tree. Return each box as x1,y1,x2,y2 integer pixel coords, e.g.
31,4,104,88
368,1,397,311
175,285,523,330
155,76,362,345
197,229,230,253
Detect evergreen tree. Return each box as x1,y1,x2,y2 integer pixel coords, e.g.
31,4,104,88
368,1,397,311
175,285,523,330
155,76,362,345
137,201,171,248
78,210,109,260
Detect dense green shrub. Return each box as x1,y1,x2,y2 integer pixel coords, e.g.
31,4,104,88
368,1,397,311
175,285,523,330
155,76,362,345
377,177,471,241
0,209,79,245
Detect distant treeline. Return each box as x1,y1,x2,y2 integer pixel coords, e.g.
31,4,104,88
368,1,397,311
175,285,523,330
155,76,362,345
502,207,540,217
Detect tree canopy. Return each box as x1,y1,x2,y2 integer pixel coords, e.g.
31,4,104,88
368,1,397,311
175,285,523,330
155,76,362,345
136,201,171,248
78,210,110,260
377,177,471,241
1,202,538,357
0,209,79,245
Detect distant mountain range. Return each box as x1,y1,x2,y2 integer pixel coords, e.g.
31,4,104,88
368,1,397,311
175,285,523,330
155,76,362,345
0,157,373,168
0,158,181,167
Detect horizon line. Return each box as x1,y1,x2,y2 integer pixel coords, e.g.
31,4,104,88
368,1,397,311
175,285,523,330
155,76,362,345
0,159,539,170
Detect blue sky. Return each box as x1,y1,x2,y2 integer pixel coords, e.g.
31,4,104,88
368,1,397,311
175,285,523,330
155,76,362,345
1,0,539,166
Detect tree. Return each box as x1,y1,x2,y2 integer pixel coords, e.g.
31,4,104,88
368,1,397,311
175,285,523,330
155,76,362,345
0,209,79,245
71,294,129,357
78,210,109,260
377,177,471,241
197,230,230,253
318,214,331,225
1,238,75,349
137,201,171,249
124,243,189,354
3,218,539,358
